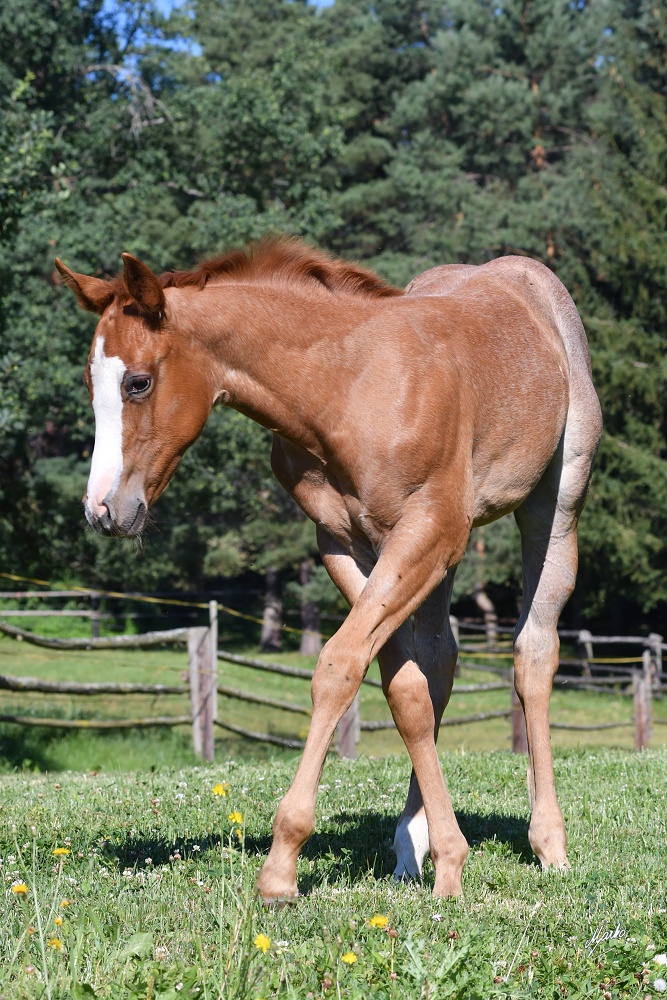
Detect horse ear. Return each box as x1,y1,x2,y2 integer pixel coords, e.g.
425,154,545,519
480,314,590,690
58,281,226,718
121,253,166,320
54,259,114,315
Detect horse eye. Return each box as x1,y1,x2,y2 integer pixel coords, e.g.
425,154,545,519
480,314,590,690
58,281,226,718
125,375,152,395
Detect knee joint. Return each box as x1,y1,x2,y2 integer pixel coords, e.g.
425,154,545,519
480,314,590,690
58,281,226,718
384,666,434,734
311,641,365,709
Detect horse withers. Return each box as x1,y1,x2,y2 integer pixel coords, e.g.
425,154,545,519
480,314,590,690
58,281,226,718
56,237,602,901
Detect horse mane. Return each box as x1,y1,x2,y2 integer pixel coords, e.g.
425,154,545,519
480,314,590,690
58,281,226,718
155,235,404,300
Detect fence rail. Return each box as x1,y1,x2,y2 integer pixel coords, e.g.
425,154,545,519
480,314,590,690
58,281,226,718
0,621,189,649
0,597,664,758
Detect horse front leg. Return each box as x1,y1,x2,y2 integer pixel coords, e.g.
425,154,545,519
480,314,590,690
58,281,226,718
314,531,461,885
255,508,469,902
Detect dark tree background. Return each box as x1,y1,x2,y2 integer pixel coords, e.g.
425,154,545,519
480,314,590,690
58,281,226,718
1,0,665,632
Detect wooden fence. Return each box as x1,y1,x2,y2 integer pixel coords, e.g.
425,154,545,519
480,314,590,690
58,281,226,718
0,597,665,759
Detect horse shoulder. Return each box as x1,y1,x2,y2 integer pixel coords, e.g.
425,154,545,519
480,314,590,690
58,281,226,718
270,435,354,543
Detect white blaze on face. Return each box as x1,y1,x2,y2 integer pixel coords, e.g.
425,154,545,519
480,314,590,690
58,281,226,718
86,335,126,522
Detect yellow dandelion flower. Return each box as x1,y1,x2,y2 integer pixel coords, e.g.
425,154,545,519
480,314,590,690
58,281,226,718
341,951,357,965
60,899,70,908
11,883,28,895
52,847,70,857
54,916,63,926
235,827,243,840
228,811,243,824
47,937,63,951
212,782,230,797
369,914,388,929
254,933,270,954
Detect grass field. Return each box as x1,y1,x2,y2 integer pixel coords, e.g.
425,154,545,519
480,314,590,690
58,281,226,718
1,609,666,995
1,617,666,776
1,748,666,998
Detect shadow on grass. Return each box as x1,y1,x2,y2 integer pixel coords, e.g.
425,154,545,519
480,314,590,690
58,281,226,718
0,724,64,772
0,723,294,774
0,723,202,774
108,809,533,891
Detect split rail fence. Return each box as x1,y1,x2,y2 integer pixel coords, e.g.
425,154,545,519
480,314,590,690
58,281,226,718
0,590,665,760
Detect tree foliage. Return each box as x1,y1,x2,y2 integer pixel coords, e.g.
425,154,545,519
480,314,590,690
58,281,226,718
1,0,666,628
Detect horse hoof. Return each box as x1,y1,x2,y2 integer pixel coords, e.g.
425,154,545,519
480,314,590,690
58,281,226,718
394,868,422,885
255,871,299,905
259,892,299,908
432,879,463,899
541,857,571,872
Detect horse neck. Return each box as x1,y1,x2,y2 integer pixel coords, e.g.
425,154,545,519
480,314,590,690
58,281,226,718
168,281,372,454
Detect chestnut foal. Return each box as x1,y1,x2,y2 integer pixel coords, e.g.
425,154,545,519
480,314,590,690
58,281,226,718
56,237,601,900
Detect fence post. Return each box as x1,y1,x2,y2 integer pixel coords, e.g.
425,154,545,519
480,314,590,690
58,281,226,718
649,633,663,689
337,694,360,759
188,602,218,762
510,669,528,753
90,591,100,640
633,650,652,751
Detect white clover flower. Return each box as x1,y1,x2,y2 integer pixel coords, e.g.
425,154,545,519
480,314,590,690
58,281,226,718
654,978,667,993
431,914,443,922
656,955,667,966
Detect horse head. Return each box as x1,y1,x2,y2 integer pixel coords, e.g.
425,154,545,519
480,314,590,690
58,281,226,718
55,254,214,536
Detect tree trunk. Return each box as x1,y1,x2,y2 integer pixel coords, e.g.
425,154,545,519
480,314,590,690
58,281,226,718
474,532,498,649
261,568,282,651
299,557,322,656
474,587,498,649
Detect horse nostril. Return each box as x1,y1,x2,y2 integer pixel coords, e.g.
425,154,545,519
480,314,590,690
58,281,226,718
97,502,113,533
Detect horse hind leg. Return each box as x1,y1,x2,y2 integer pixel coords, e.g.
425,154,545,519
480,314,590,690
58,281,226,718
392,571,459,881
513,415,600,870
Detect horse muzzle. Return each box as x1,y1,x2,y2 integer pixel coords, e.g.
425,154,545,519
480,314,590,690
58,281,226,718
84,493,147,537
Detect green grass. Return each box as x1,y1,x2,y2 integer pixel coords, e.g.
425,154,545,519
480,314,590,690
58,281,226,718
0,627,666,775
1,749,666,998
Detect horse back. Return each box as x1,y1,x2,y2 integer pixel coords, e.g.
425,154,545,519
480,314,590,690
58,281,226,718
406,255,591,381
405,257,588,523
